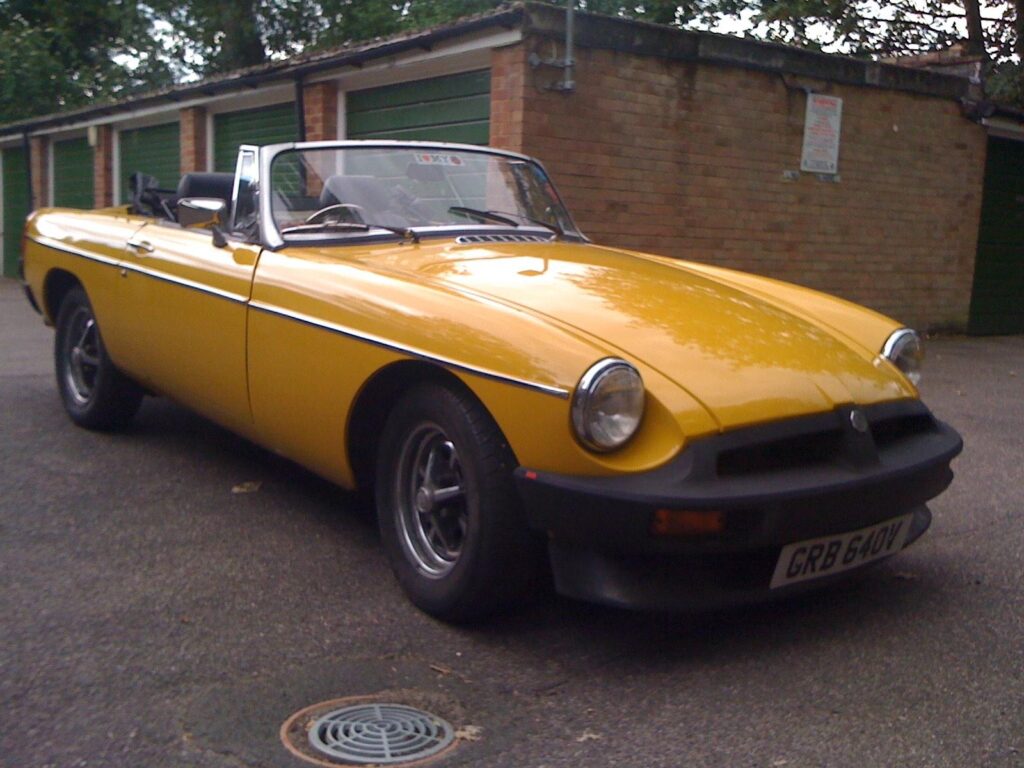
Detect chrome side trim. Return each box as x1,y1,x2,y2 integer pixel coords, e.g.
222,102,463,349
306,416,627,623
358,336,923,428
30,233,569,398
249,300,570,399
120,262,248,304
30,234,248,304
29,234,121,268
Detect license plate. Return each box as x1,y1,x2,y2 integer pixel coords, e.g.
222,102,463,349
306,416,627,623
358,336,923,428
769,514,912,589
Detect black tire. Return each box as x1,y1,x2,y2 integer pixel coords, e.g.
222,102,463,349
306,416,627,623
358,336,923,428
54,286,143,431
376,383,543,622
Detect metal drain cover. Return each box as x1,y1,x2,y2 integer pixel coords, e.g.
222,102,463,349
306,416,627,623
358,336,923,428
306,702,454,765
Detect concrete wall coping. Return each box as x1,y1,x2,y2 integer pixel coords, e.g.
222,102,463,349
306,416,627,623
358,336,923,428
522,2,976,102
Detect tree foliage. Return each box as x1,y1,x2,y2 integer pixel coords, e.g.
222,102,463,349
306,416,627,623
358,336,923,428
0,0,174,124
1,0,1022,126
740,0,1022,104
743,0,1018,59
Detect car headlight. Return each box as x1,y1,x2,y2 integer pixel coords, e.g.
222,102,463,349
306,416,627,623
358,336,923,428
571,359,645,451
882,328,923,386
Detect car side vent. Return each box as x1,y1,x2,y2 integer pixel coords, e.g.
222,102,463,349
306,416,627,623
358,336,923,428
455,234,555,244
717,430,844,477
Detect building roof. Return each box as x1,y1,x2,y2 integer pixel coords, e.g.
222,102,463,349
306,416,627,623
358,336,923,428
0,1,981,139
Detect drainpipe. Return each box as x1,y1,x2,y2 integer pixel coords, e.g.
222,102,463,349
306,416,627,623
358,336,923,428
563,0,575,92
527,0,577,93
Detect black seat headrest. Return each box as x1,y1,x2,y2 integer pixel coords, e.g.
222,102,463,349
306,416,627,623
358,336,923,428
176,172,235,203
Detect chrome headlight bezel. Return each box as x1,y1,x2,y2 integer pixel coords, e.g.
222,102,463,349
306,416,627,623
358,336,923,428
882,328,924,386
571,358,645,452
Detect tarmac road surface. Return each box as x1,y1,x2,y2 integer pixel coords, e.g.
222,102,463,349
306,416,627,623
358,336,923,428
1,278,1022,767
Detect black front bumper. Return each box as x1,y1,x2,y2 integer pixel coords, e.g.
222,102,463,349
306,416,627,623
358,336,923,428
515,400,962,610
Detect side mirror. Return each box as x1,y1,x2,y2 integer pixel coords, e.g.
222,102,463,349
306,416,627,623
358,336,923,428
178,197,227,229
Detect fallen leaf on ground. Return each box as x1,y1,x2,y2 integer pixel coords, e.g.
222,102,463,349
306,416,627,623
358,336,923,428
232,481,262,494
455,725,483,741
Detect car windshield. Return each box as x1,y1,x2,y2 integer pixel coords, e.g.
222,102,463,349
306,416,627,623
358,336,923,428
268,145,581,242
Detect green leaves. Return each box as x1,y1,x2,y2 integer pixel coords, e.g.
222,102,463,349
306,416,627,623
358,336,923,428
0,0,175,123
1,0,1022,124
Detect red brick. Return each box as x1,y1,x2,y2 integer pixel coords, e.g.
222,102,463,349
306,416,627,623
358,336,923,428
93,126,113,208
180,107,207,174
29,137,48,209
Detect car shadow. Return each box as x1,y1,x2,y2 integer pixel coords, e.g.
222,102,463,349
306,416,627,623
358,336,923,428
129,395,379,535
454,559,947,678
125,394,945,670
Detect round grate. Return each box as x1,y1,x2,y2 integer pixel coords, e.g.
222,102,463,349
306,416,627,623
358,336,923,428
307,703,455,765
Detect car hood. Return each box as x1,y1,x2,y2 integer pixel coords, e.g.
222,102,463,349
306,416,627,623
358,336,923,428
353,239,914,430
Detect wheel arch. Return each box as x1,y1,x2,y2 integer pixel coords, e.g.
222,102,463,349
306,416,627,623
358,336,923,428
42,269,83,324
346,360,492,494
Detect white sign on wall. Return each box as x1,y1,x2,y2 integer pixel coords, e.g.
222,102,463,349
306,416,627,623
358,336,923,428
800,94,843,175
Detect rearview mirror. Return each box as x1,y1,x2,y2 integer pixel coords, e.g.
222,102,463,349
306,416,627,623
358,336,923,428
178,197,227,229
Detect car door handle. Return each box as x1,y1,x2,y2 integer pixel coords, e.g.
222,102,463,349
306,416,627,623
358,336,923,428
127,239,154,254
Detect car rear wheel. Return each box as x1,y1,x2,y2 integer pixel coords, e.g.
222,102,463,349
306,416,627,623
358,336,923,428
54,286,143,431
376,383,543,622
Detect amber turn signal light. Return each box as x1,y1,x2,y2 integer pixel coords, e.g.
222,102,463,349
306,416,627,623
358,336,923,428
651,509,726,536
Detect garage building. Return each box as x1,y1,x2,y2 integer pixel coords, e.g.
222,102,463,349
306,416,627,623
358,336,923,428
0,2,1021,333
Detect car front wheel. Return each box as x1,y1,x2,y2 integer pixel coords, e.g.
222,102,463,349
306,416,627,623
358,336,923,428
376,382,543,622
54,286,143,431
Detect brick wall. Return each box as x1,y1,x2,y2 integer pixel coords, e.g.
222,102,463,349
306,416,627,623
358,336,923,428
490,43,987,331
29,136,48,209
93,126,113,208
489,46,526,151
304,82,338,142
180,107,208,174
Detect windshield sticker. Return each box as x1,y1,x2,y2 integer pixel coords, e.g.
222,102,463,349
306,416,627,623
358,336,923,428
414,153,464,166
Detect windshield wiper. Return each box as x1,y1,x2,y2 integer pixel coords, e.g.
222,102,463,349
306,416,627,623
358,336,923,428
449,206,562,239
280,221,419,243
448,207,520,227
488,209,564,239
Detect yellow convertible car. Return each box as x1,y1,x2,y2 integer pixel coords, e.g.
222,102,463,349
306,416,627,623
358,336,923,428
21,141,962,621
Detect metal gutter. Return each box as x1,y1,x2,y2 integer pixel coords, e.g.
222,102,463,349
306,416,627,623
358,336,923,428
521,1,975,102
0,0,986,140
0,7,524,139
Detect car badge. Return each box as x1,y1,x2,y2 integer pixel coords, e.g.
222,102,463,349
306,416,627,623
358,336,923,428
849,409,869,433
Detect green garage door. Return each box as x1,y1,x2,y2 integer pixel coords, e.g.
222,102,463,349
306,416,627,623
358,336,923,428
969,138,1024,335
214,103,297,172
2,146,29,278
52,137,94,209
347,69,490,145
119,122,181,203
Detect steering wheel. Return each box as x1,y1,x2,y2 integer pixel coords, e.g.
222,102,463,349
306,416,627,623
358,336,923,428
305,203,365,225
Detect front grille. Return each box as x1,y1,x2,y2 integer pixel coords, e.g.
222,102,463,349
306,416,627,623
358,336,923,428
714,408,937,478
717,429,844,477
870,413,936,449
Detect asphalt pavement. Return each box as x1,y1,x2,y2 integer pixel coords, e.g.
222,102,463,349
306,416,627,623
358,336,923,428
1,277,1022,768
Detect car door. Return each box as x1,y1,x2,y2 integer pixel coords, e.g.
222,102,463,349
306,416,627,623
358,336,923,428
115,222,261,437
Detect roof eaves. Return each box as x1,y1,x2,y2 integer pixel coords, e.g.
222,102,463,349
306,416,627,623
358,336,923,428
521,1,974,101
0,4,524,138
